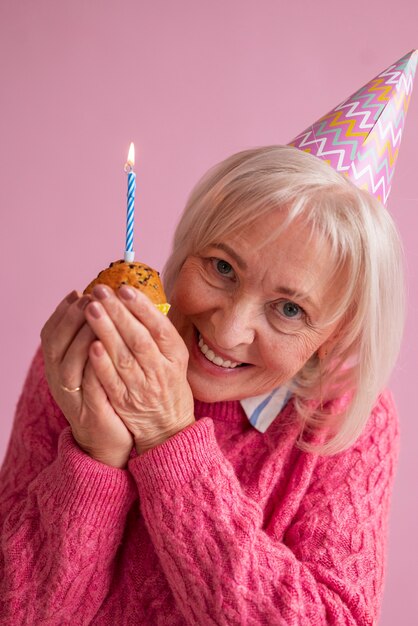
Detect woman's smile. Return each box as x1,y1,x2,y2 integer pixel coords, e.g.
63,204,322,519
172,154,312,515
197,331,245,368
191,327,253,374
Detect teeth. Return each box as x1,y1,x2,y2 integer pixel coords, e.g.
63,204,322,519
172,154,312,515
198,334,242,368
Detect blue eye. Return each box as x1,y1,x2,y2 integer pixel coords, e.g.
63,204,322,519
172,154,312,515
214,259,234,276
277,301,303,319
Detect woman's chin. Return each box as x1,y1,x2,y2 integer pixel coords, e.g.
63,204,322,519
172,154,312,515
188,379,227,403
187,372,242,403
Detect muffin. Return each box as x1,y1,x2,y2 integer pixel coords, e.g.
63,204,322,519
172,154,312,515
84,260,170,315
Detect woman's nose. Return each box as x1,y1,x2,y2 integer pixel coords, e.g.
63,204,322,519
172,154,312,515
210,301,257,350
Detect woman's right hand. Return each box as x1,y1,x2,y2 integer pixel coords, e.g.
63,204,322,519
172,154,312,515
40,290,134,468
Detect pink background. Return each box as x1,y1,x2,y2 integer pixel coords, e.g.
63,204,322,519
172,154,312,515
0,1,416,622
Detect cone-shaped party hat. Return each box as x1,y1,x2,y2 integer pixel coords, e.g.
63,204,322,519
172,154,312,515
289,50,418,206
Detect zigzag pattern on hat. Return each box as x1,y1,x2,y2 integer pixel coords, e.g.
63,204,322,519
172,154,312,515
289,50,418,206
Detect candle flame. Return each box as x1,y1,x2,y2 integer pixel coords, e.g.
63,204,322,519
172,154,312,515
127,142,135,168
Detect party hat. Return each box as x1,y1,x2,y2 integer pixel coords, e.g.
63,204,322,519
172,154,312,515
289,50,418,206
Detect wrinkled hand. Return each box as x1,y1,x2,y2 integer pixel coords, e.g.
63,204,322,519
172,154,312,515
41,291,134,468
83,284,195,454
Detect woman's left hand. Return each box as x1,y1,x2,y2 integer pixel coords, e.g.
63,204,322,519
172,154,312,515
84,284,195,455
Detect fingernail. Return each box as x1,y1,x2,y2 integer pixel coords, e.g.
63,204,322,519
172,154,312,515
66,290,78,304
88,302,102,318
93,284,111,300
119,285,136,300
77,295,91,310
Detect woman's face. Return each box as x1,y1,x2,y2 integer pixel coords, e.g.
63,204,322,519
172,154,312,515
169,211,343,402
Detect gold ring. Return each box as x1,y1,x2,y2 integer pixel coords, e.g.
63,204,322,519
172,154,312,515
60,384,82,393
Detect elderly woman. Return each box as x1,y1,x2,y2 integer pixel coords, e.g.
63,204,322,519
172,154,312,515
0,145,403,624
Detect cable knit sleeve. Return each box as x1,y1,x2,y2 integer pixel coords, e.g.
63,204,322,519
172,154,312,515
129,391,399,626
0,348,137,625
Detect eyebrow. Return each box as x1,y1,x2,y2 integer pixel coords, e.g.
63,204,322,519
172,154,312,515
210,242,318,311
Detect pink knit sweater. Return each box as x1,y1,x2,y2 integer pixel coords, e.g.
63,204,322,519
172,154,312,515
0,348,399,625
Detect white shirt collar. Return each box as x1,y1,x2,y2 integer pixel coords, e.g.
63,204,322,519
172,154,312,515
240,387,292,433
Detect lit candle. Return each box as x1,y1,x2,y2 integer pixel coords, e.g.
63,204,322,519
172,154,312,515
124,142,136,262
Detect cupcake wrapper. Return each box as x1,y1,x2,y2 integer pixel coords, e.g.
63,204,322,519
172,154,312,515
155,303,171,316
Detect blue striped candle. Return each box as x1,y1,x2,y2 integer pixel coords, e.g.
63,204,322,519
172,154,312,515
124,142,136,262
